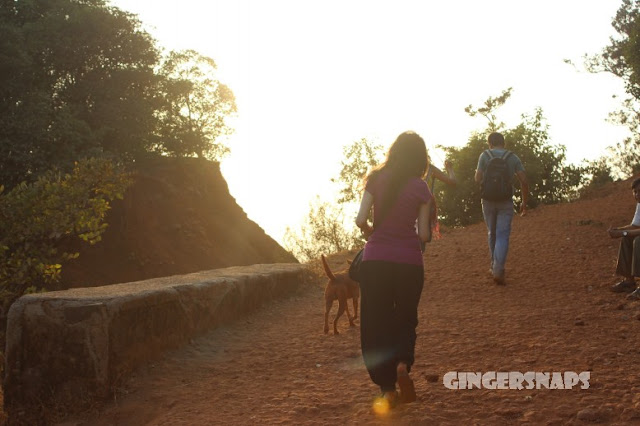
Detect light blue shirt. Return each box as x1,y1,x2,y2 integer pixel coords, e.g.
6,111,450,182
632,203,640,226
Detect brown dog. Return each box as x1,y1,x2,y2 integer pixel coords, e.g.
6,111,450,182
322,254,360,335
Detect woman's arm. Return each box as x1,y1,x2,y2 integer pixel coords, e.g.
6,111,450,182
515,170,529,216
356,190,375,239
417,198,433,243
432,162,457,187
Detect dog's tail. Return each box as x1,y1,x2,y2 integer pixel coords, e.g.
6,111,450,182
321,254,336,281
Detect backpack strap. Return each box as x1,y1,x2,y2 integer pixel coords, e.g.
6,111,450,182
500,150,512,161
483,150,494,171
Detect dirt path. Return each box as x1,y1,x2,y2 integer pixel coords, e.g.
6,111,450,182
63,181,640,425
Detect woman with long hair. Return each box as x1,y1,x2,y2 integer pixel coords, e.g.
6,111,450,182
355,130,434,408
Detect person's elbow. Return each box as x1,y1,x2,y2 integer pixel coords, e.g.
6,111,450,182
417,202,432,242
355,217,367,229
516,170,527,182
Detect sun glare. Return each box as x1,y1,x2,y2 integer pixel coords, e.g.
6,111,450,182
109,0,630,244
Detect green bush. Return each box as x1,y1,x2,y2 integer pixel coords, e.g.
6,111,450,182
0,158,131,317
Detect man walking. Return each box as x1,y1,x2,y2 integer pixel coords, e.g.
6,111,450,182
474,132,529,285
608,177,640,300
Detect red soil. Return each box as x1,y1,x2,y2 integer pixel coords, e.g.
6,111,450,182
64,177,640,425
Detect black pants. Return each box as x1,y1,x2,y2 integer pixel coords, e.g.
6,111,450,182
359,260,424,393
616,235,640,278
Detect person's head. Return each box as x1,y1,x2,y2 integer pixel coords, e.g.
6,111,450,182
632,177,640,203
365,131,429,220
383,131,429,178
487,132,505,148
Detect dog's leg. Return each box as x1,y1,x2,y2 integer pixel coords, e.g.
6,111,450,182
353,296,359,321
324,298,332,334
334,296,347,335
345,299,355,327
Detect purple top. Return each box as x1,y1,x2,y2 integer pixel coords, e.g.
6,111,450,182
362,170,432,265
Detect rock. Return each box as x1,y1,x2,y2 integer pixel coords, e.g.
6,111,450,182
623,407,640,420
425,374,439,383
577,407,606,422
4,263,307,416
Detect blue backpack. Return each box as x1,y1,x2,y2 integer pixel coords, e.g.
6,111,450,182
481,150,513,201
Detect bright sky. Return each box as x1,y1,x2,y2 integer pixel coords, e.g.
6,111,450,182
110,0,630,244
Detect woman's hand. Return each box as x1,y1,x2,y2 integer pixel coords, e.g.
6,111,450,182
361,223,374,240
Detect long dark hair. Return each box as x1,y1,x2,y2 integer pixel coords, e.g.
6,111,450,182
364,131,429,222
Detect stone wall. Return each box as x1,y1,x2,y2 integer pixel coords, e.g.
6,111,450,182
3,263,307,413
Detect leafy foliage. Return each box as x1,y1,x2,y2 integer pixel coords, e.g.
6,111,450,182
464,87,513,132
0,0,238,324
284,138,382,261
588,0,640,100
0,0,159,188
0,158,131,316
283,197,362,262
156,50,237,160
605,98,640,177
581,156,615,194
503,109,584,205
586,0,640,179
0,0,236,189
331,138,384,204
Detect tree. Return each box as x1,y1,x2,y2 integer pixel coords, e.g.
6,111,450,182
331,137,384,204
0,157,131,319
604,98,640,177
503,109,584,205
588,0,640,100
581,156,615,194
0,0,239,321
0,0,238,188
464,87,513,132
156,50,237,160
284,138,382,261
0,0,160,188
586,0,640,178
438,90,584,226
283,197,361,262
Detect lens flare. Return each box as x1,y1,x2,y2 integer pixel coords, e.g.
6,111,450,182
372,396,391,416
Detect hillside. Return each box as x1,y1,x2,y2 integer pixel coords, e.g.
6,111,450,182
64,175,640,425
61,156,297,288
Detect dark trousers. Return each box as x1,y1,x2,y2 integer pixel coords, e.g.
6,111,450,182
359,260,424,393
616,236,640,278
